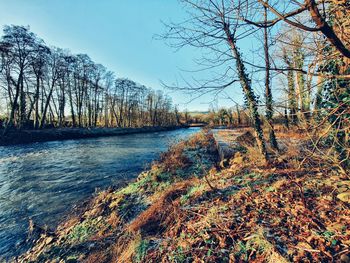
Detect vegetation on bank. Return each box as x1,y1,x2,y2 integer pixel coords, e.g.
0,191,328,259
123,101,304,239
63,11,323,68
17,129,350,262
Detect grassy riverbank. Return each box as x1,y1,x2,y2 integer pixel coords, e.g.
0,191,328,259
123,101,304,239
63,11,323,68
17,129,350,262
0,126,186,146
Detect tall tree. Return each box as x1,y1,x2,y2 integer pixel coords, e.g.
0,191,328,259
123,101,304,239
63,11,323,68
0,25,41,130
263,1,278,149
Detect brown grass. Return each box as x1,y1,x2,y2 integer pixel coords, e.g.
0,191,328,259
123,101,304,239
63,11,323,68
235,130,257,148
127,181,192,235
107,211,121,228
83,251,108,263
156,141,192,174
274,124,308,140
113,232,142,263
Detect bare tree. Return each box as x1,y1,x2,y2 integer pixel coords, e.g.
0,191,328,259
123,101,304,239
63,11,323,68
249,0,350,59
162,0,269,160
0,25,42,130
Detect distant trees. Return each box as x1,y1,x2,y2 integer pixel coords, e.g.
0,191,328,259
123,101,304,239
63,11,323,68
203,107,250,128
180,106,252,129
108,79,176,127
0,25,177,130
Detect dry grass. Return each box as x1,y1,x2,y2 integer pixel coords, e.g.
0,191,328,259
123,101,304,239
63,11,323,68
274,124,309,141
235,130,257,147
113,232,142,263
84,251,108,263
156,142,192,174
107,211,121,228
128,181,192,235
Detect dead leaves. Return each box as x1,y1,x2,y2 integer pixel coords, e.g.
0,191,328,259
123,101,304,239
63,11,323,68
337,192,350,203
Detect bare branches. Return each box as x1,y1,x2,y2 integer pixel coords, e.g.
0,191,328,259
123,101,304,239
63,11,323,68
242,4,308,28
306,0,350,58
257,0,350,58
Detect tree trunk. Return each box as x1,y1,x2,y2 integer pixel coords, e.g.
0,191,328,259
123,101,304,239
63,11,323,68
283,52,298,124
19,72,26,129
40,83,55,128
34,75,40,129
263,3,278,150
224,25,268,161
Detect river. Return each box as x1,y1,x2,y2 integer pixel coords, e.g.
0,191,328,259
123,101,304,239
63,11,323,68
0,127,199,259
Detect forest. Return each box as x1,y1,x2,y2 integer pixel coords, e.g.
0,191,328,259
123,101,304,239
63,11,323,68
0,25,178,131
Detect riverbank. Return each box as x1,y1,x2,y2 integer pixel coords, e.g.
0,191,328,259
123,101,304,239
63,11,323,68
16,128,350,262
0,128,199,260
0,126,186,146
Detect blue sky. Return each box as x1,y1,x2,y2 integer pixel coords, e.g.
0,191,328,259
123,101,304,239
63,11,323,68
0,0,248,111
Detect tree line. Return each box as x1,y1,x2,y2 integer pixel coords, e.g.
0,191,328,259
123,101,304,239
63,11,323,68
163,0,349,170
0,25,178,131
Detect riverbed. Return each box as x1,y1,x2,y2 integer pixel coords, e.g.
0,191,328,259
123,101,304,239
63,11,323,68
0,127,199,259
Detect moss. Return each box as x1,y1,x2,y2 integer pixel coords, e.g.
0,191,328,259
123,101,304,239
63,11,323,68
232,241,249,260
180,184,206,204
168,246,188,263
66,255,80,262
155,171,173,182
68,218,104,243
265,186,276,192
118,175,151,196
134,239,151,263
115,194,148,222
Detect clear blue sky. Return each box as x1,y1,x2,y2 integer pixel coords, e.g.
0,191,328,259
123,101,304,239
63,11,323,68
0,0,248,111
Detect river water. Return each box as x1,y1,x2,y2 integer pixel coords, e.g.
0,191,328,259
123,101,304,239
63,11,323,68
0,127,199,259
